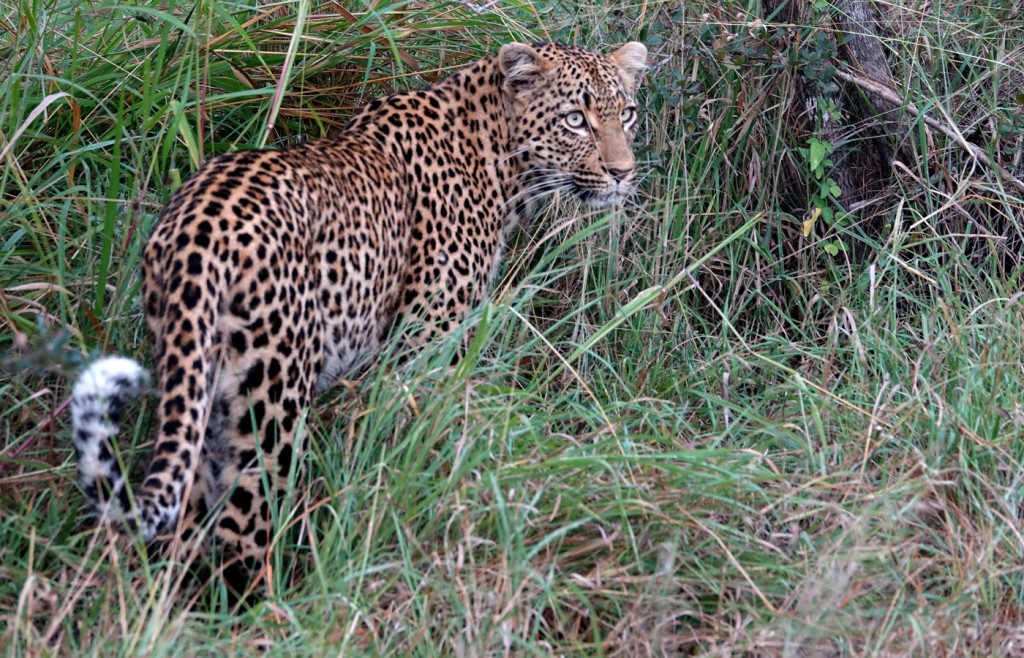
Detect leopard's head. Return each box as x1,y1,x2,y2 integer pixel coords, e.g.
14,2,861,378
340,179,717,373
499,41,648,207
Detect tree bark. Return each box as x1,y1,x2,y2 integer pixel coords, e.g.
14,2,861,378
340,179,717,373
763,0,906,254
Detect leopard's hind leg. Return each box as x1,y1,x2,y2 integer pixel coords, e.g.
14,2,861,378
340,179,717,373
198,245,324,594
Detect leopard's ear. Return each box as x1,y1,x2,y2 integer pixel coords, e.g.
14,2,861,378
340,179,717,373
499,43,551,92
609,42,648,93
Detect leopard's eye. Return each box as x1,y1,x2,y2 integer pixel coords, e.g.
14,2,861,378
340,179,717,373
564,111,587,130
621,107,637,125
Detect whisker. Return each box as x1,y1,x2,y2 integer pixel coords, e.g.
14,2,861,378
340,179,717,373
500,180,572,215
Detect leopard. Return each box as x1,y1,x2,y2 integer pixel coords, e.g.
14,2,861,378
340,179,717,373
70,40,647,591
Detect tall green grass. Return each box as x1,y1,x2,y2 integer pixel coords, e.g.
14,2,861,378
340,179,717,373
2,0,1023,655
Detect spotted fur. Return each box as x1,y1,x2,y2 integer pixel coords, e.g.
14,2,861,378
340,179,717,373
71,41,647,587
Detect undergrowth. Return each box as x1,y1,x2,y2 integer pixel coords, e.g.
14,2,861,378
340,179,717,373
2,0,1023,655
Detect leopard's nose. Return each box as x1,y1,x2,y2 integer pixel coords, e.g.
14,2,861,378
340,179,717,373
607,166,633,181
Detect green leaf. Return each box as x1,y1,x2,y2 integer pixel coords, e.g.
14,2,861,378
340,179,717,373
823,241,840,256
809,139,826,172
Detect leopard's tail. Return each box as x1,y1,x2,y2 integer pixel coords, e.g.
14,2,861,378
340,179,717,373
70,356,152,537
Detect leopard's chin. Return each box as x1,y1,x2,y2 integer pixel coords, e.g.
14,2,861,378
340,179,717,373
583,192,628,208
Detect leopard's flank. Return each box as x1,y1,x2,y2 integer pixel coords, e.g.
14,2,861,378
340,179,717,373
71,41,647,589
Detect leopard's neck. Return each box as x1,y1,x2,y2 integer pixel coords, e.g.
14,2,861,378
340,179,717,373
434,54,530,232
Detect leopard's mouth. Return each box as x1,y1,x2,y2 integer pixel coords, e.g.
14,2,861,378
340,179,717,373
572,178,635,207
581,190,628,207
519,171,635,208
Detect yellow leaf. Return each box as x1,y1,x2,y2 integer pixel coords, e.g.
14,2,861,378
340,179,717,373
802,207,821,238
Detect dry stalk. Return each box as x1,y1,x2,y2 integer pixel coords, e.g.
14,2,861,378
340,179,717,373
834,68,1024,196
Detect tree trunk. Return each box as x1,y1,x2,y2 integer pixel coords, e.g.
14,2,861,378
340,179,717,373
764,0,906,257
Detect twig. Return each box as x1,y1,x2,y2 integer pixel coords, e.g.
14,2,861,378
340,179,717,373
834,68,1024,196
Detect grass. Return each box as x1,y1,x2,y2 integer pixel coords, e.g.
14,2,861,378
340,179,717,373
2,0,1024,655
